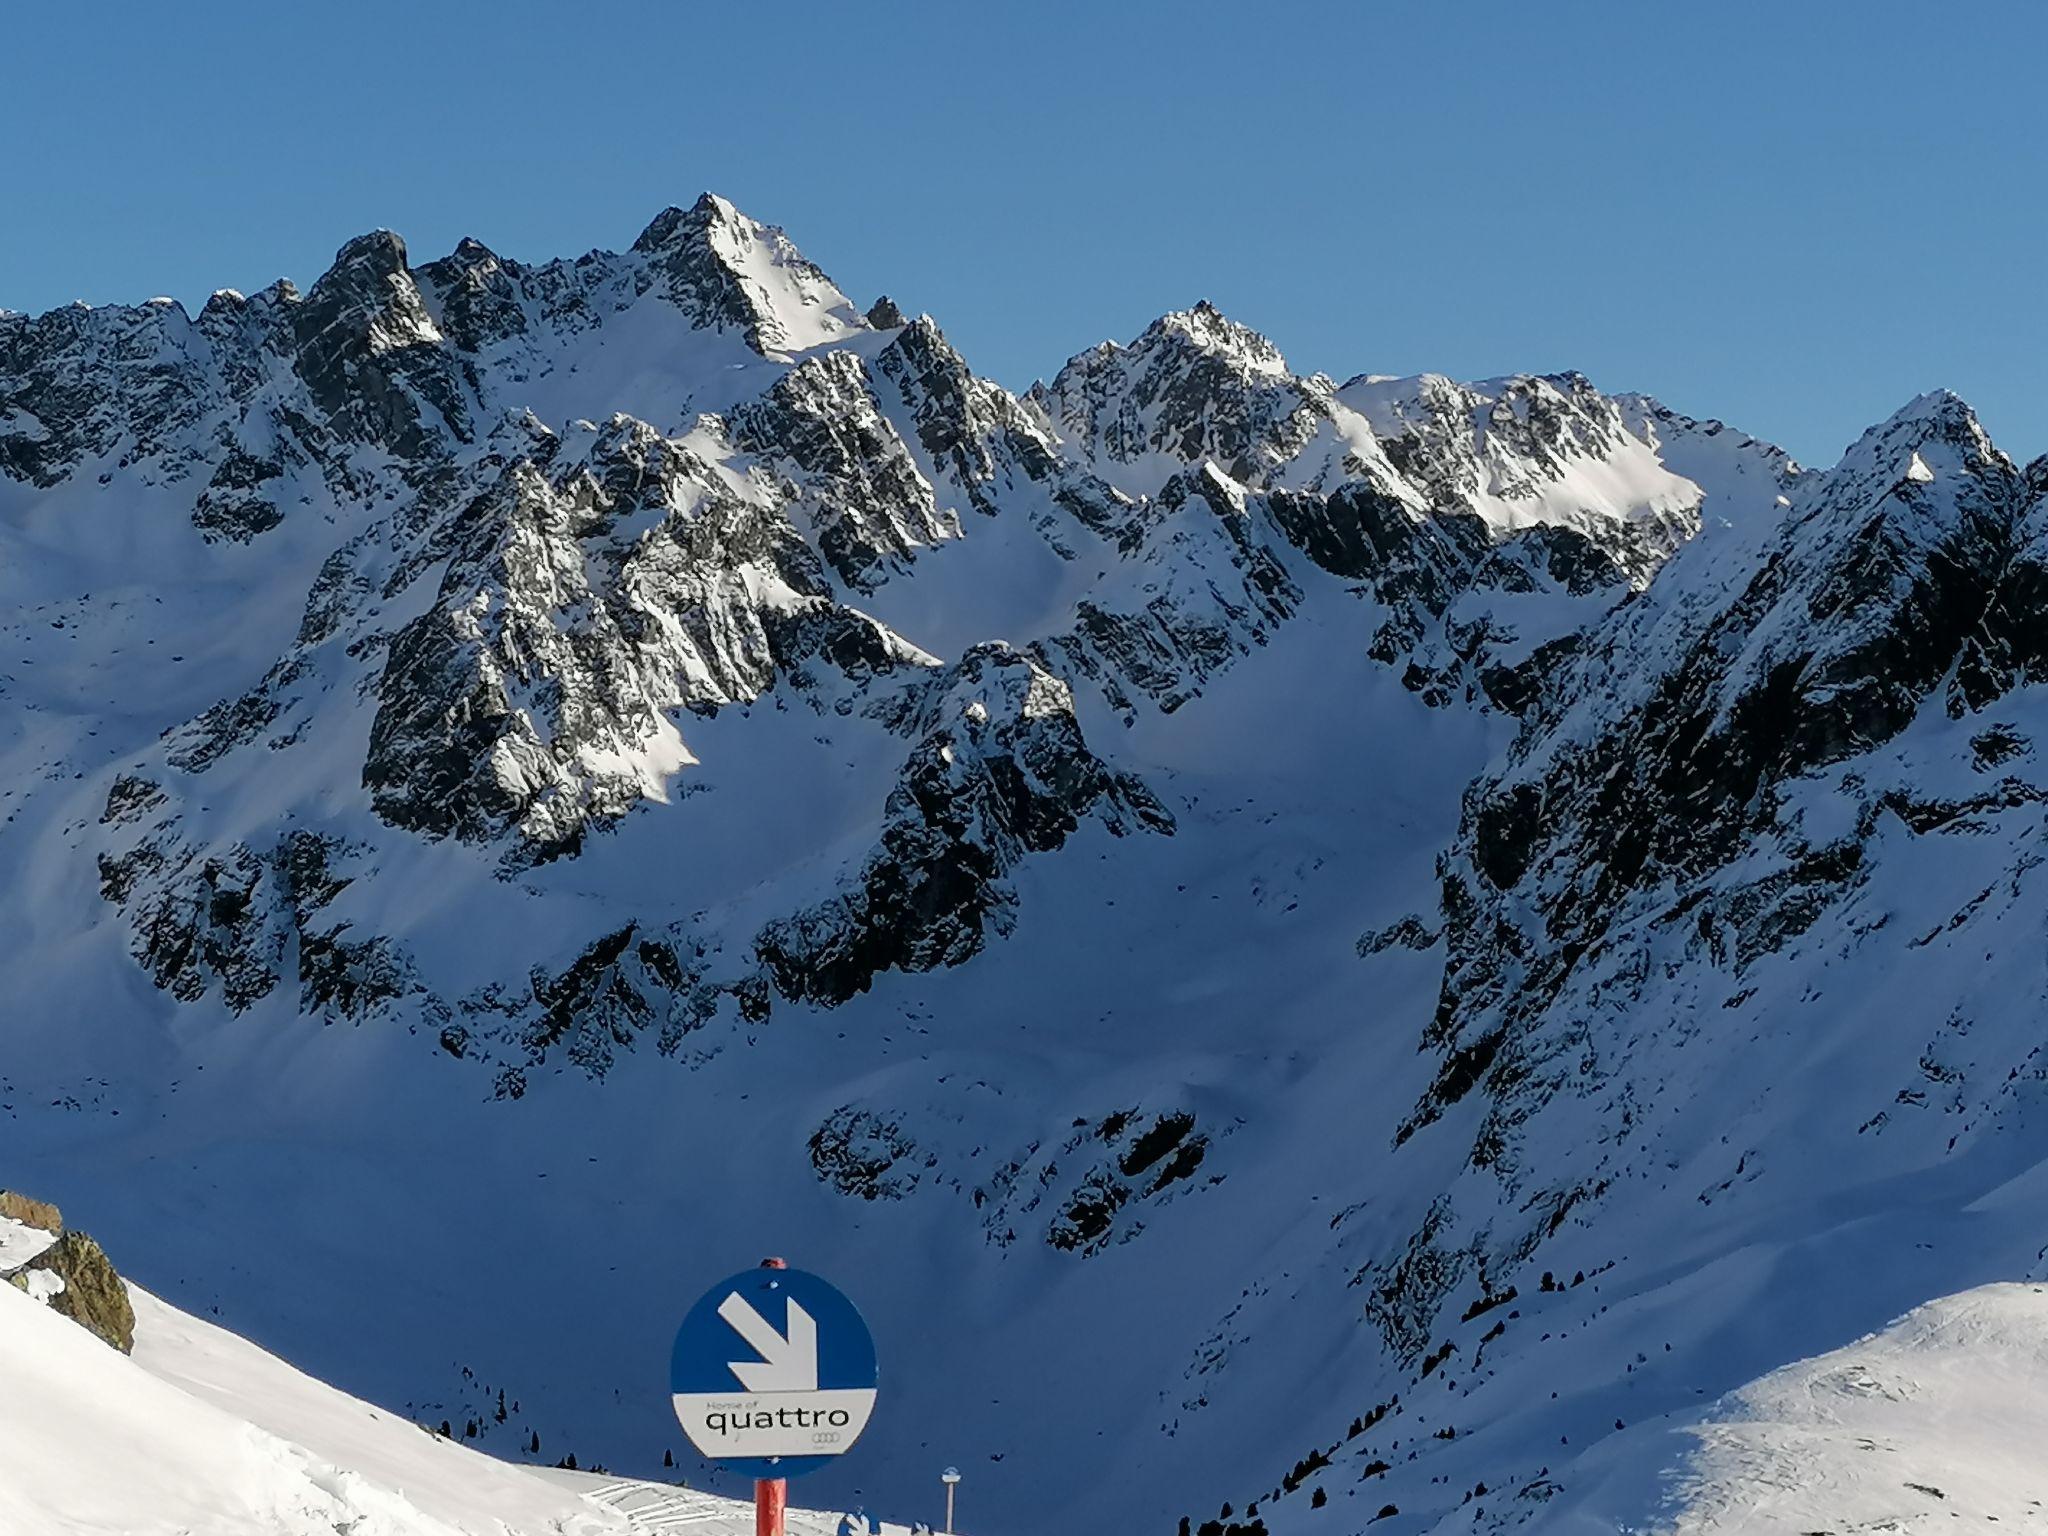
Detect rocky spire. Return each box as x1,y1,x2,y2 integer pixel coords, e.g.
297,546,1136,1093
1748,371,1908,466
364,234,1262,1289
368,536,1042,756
629,192,863,355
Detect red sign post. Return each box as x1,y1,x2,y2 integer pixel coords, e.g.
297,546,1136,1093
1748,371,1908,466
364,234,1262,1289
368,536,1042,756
672,1252,874,1534
755,1257,789,1536
755,1472,788,1536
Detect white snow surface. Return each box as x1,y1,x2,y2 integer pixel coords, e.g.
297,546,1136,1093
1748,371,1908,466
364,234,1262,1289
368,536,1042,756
0,1279,912,1536
0,1212,58,1275
0,1279,622,1536
1338,372,1706,534
1551,1283,2048,1532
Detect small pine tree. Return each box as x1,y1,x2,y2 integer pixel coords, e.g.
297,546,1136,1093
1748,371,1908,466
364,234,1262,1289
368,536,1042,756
528,1430,541,1455
663,1449,674,1468
439,1419,451,1438
1311,1487,1327,1509
496,1388,507,1424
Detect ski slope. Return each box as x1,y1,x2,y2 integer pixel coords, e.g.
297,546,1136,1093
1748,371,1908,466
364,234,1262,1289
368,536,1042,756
0,1280,910,1536
13,1266,2043,1534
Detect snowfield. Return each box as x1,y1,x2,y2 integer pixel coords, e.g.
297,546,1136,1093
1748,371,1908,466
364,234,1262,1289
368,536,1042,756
1554,1284,2048,1533
0,1212,59,1276
0,1279,910,1536
8,1270,2044,1534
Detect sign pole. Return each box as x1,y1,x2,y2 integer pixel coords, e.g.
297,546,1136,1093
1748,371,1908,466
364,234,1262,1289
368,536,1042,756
754,1257,789,1536
670,1253,876,1534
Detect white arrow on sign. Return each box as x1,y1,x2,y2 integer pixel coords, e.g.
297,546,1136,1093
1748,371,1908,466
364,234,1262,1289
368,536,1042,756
718,1290,818,1392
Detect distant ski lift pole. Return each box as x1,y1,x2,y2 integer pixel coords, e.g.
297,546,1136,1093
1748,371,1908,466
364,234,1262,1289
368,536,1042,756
941,1466,961,1533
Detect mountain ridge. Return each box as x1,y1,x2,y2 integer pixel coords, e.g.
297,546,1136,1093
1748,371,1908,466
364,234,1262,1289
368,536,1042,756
7,196,2045,1535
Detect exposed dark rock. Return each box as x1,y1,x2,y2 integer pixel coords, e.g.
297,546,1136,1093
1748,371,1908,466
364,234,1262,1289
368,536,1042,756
191,442,288,542
631,193,856,354
1358,916,1441,955
0,1191,61,1233
22,1231,136,1354
1374,393,2030,1359
289,229,472,460
1041,302,1324,488
809,1108,925,1200
729,349,951,588
757,644,1172,1005
100,775,165,827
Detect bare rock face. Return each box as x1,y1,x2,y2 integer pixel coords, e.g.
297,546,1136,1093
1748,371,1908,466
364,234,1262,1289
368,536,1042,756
627,193,866,355
1042,464,1305,718
728,348,955,590
758,643,1173,1006
358,414,899,859
289,229,474,461
1037,301,1326,493
0,297,223,487
21,1233,136,1354
1005,1105,1219,1257
1382,392,2035,1351
0,1191,61,1234
4,1195,134,1355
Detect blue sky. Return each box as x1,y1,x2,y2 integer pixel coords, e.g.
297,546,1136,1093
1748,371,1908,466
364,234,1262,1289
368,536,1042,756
6,0,2042,468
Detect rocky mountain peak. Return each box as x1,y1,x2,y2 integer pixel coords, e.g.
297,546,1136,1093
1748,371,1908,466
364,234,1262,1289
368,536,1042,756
628,192,863,355
1040,304,1323,495
322,228,412,283
1150,298,1292,375
628,191,753,254
431,235,508,279
197,286,249,320
1825,387,2004,493
412,236,528,354
295,231,439,356
287,227,464,460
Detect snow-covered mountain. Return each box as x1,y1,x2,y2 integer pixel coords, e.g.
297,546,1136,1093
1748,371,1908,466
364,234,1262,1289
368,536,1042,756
5,195,2046,1533
0,1250,911,1535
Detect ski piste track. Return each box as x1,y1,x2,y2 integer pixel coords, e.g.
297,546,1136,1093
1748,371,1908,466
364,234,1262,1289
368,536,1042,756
558,1472,916,1535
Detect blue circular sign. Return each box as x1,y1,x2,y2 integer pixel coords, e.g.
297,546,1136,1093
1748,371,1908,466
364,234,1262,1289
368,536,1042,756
669,1265,879,1479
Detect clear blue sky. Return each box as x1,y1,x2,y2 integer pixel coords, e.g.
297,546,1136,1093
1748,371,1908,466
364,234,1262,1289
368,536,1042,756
6,0,2042,468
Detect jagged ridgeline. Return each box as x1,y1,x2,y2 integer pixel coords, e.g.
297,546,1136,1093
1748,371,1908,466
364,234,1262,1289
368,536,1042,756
8,195,2047,1535
4,192,1734,1071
